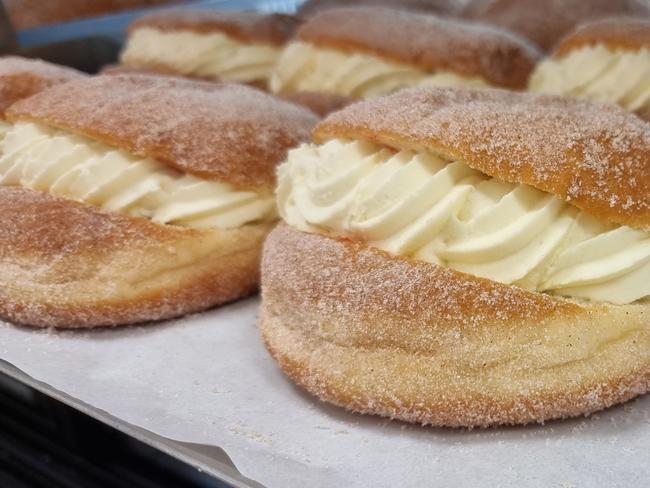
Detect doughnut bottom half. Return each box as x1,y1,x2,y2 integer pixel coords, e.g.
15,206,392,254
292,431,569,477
0,186,274,328
260,224,650,427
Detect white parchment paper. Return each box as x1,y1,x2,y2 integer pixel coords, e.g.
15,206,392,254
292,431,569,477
0,297,648,488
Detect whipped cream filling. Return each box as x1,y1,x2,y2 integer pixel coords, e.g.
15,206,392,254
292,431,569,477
278,139,650,304
530,45,650,112
270,42,487,98
121,27,281,82
0,121,12,143
0,122,275,229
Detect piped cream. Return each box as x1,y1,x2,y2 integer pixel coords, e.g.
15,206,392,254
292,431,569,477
278,139,650,304
0,122,275,229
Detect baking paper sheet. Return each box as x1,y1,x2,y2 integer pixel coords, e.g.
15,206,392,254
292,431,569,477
1,297,648,488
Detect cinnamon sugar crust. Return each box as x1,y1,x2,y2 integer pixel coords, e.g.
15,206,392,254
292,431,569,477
463,0,650,52
555,18,650,57
7,75,318,192
296,7,541,89
0,56,85,119
0,187,273,328
260,225,650,427
127,10,300,47
315,86,650,231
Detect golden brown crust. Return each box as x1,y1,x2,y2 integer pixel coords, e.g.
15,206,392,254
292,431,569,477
279,91,355,118
7,75,318,192
128,10,300,47
463,0,650,52
260,225,650,427
297,0,463,18
315,86,650,231
0,56,85,119
555,18,650,57
0,186,274,328
296,7,541,89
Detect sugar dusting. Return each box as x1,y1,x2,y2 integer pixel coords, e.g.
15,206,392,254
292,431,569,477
317,86,650,230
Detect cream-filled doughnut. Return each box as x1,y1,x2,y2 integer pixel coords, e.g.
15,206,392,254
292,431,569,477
0,74,317,328
270,7,540,99
120,10,299,88
462,0,650,52
261,87,650,427
530,18,650,121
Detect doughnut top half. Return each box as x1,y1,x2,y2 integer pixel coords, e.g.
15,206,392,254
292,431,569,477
554,18,650,57
296,7,541,89
127,10,300,47
314,86,650,231
462,0,650,52
7,74,318,192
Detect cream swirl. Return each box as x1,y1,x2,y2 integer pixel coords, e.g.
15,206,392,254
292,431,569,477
121,27,281,83
529,45,650,112
270,42,487,98
277,139,650,304
0,121,12,142
0,122,275,229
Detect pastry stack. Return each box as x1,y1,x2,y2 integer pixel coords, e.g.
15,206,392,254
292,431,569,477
0,3,647,429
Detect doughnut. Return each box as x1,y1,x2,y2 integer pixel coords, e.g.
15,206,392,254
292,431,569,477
529,18,650,120
120,10,300,88
270,6,540,99
260,86,650,427
0,74,317,328
463,0,650,52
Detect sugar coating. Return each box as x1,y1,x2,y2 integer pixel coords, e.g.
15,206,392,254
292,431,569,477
7,74,319,191
316,86,650,231
297,6,541,89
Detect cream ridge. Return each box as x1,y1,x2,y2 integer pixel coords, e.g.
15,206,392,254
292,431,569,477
270,42,487,98
0,122,275,229
529,45,650,112
277,139,650,305
121,27,281,82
